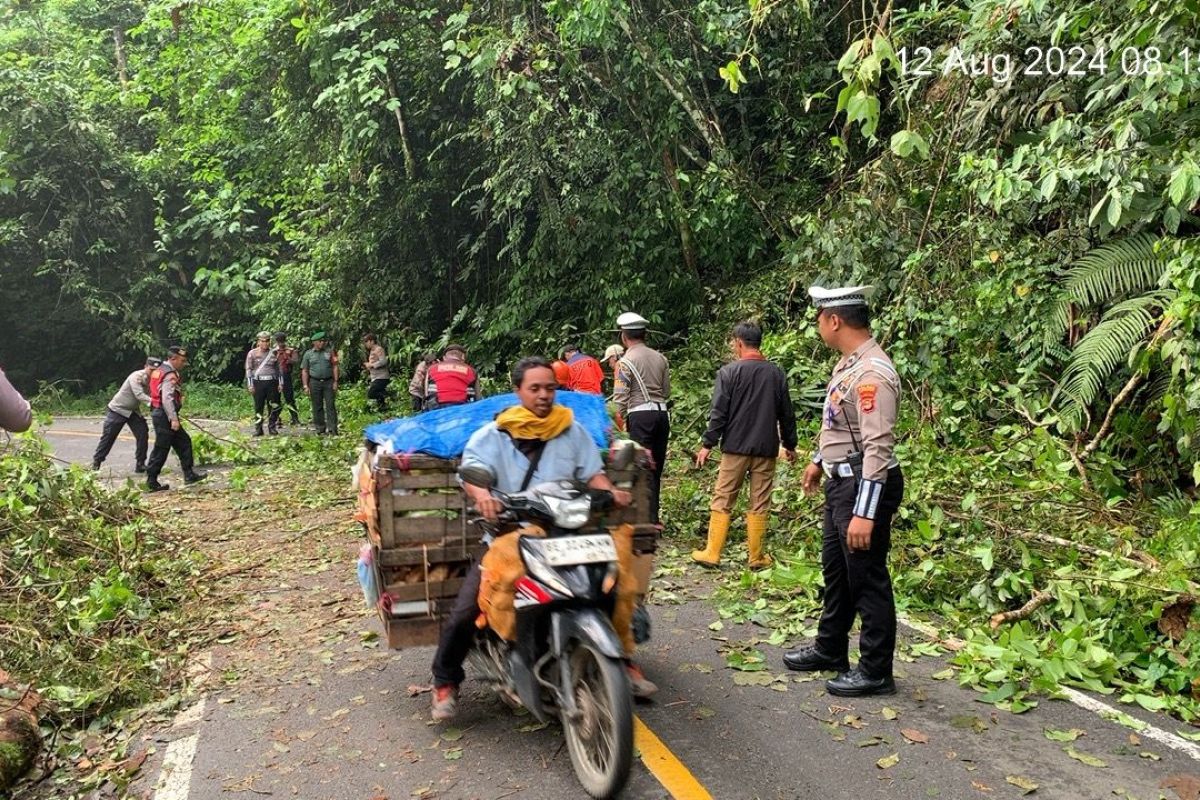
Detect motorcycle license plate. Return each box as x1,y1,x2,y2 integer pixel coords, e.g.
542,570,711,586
540,535,617,566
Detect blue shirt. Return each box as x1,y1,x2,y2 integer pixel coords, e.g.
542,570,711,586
461,418,604,493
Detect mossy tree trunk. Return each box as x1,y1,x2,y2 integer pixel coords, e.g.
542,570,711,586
0,669,41,792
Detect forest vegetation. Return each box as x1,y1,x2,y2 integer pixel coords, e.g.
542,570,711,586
2,0,1199,784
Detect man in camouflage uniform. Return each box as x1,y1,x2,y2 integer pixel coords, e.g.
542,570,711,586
783,285,904,698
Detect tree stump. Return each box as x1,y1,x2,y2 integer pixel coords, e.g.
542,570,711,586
0,669,42,792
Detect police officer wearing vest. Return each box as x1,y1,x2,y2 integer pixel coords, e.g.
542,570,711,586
783,286,903,697
612,312,671,526
146,346,207,492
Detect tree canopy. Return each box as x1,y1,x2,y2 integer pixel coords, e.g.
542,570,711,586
2,0,1199,482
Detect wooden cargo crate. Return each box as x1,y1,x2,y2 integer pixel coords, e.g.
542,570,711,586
365,450,660,649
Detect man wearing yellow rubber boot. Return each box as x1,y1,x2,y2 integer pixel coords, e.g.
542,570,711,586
693,321,797,569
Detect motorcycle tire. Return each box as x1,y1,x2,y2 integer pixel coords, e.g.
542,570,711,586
562,643,634,799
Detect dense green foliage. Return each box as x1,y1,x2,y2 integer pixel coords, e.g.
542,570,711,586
3,0,1199,721
0,436,201,721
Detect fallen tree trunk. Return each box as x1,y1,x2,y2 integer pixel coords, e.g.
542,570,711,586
0,669,41,792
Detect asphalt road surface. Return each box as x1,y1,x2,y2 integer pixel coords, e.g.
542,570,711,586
41,415,241,486
125,598,1200,800
37,417,1200,800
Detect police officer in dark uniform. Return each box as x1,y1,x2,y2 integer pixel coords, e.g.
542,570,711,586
783,285,904,697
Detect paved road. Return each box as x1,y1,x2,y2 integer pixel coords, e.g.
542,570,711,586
41,415,245,487
128,583,1200,800
38,418,1200,799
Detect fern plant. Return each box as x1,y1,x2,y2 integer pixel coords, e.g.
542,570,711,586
1053,234,1175,432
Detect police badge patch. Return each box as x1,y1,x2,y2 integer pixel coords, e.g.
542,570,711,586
858,384,877,413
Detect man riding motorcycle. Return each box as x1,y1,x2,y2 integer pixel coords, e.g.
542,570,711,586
430,356,659,720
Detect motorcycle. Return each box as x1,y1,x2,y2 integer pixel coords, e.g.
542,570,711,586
458,463,634,800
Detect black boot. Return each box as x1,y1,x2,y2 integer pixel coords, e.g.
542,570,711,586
91,460,102,471
782,644,849,673
826,668,896,697
184,470,208,484
135,462,147,473
146,479,170,492
253,425,263,437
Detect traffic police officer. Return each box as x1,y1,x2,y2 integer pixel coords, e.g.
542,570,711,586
783,285,904,697
146,346,207,491
612,312,671,526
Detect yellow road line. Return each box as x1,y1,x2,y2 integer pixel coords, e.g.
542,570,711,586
46,429,135,442
634,716,713,800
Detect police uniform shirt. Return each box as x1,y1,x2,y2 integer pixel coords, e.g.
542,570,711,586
245,347,280,383
815,337,899,521
613,343,670,416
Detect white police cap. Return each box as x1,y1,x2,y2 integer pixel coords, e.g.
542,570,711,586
616,312,649,330
808,285,875,309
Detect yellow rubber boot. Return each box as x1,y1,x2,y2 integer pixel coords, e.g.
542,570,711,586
692,511,730,567
746,512,772,570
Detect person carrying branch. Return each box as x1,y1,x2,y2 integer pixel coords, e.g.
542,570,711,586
782,285,903,698
92,356,160,473
145,346,206,491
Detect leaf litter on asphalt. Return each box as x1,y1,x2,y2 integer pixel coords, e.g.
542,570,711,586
1064,745,1107,768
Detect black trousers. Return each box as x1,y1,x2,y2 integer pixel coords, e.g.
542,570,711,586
431,562,483,686
279,372,300,423
252,379,281,432
146,409,194,482
626,410,670,524
815,467,904,678
93,409,148,467
367,378,391,411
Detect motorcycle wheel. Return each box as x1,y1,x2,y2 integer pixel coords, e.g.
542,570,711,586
562,643,633,799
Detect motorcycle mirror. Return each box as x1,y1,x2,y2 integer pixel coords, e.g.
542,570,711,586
458,464,496,488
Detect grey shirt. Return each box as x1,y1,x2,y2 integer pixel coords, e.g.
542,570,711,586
366,344,390,381
613,343,671,416
816,337,900,481
108,369,151,418
245,346,280,385
0,367,32,433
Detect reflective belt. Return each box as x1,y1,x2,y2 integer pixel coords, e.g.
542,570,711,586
629,401,667,414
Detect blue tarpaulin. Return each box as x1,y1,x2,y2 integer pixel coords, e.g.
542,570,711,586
364,392,613,458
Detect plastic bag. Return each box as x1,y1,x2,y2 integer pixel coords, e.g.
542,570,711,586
356,543,380,609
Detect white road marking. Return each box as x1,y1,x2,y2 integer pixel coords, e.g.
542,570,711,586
152,734,198,800
897,615,1200,762
1058,686,1200,760
150,652,213,797
172,698,207,728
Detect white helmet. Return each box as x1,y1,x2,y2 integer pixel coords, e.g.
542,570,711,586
616,312,649,330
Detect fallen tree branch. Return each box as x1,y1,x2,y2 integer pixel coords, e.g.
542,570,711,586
990,590,1053,629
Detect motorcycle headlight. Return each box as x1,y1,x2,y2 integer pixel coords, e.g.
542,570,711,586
543,495,591,529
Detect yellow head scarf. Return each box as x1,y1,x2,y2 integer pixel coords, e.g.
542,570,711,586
495,404,574,441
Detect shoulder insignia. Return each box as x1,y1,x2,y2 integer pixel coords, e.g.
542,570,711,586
858,384,877,414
